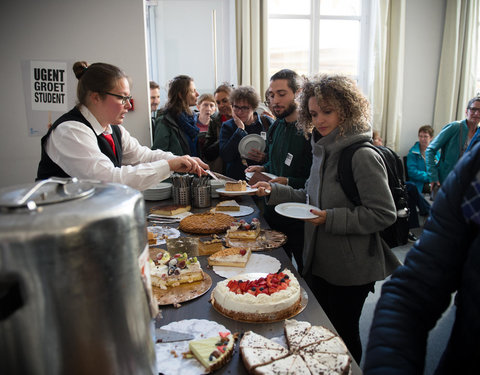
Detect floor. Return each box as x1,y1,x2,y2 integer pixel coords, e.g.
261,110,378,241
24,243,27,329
358,225,456,374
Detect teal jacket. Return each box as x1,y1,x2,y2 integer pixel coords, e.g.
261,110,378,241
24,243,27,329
152,111,190,156
406,141,439,194
263,119,312,189
426,119,468,183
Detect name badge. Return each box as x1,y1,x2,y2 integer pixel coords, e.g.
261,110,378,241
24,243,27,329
260,131,266,140
285,153,293,166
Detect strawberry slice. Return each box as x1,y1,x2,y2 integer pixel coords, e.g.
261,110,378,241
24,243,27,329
219,332,230,339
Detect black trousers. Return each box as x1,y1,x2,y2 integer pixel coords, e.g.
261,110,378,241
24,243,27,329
308,274,375,364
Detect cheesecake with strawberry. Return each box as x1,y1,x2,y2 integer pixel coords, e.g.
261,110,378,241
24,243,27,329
207,247,251,268
210,269,301,322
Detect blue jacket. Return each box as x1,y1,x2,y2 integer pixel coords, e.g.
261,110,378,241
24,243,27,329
406,141,439,194
364,142,480,375
219,113,273,180
426,119,468,183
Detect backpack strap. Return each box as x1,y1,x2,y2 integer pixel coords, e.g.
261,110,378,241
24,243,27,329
338,141,401,206
337,141,372,206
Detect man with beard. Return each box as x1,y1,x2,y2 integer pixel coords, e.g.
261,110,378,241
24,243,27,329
246,69,312,273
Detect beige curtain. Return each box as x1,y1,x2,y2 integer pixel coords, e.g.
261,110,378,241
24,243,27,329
235,0,269,96
433,0,479,133
370,0,406,151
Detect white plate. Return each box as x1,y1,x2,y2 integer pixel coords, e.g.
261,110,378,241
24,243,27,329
216,187,258,196
147,226,181,245
156,319,229,375
238,134,266,158
210,205,254,217
274,202,320,220
212,254,281,278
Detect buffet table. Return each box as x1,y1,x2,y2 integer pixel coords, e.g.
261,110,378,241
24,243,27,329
145,194,362,374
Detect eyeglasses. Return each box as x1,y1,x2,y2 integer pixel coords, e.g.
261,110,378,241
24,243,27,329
468,107,480,113
233,104,251,112
103,92,132,105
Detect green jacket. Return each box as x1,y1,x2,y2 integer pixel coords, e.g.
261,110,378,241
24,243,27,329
263,119,312,189
152,111,190,155
426,119,468,183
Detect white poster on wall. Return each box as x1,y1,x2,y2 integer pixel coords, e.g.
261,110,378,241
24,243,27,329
22,60,76,137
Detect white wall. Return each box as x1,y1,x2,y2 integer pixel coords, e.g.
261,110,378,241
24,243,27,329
0,0,151,188
399,0,446,156
148,0,236,104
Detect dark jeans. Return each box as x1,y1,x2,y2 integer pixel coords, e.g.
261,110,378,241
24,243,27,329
307,275,375,364
406,181,431,229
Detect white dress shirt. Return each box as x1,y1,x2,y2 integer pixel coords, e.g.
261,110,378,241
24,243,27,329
45,105,177,191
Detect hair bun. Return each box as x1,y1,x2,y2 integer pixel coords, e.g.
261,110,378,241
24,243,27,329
72,61,89,80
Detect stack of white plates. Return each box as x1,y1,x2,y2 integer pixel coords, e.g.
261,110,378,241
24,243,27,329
143,182,172,201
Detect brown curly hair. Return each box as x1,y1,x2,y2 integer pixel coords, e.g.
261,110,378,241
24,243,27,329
297,74,371,138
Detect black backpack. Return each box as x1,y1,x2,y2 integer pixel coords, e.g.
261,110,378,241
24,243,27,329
337,141,409,248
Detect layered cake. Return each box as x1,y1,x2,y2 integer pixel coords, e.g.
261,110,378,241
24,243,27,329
150,252,204,290
240,320,351,374
198,236,224,256
207,247,252,267
179,212,235,234
188,331,237,373
210,269,301,322
150,204,191,216
226,218,261,240
225,180,247,191
215,199,240,212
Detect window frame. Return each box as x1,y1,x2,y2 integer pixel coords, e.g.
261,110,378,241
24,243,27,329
268,0,373,93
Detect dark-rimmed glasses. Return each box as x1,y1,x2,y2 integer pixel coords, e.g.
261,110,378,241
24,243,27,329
103,92,132,105
468,107,480,113
233,104,251,112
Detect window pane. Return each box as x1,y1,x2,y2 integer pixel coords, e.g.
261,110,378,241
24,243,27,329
320,0,361,16
269,19,310,77
318,20,359,76
269,0,310,15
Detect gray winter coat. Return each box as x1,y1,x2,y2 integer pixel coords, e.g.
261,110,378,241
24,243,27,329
268,127,400,286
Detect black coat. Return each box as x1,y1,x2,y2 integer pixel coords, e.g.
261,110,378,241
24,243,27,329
364,142,480,374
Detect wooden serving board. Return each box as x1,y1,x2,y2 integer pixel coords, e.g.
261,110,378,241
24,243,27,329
153,273,212,306
225,229,287,251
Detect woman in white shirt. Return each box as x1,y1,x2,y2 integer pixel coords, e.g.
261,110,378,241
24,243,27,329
37,61,207,191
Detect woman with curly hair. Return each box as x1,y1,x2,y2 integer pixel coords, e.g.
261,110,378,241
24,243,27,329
251,74,400,363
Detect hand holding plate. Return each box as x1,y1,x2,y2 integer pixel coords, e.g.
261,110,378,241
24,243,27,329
304,209,327,225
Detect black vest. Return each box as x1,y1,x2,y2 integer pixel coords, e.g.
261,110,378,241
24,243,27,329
36,107,123,180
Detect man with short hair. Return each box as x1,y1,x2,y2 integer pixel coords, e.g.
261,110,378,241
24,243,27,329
246,69,312,272
426,96,480,188
150,81,161,133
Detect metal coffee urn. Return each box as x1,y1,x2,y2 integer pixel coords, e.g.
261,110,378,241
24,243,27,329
0,178,156,375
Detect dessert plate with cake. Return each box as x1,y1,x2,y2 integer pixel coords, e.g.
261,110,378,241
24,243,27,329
179,212,235,234
275,202,320,220
150,251,212,305
239,320,352,374
209,253,281,279
216,180,258,195
147,226,180,246
155,319,235,375
209,199,255,217
210,269,308,323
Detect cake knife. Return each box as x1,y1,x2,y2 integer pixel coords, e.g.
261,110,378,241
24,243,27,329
156,328,194,343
